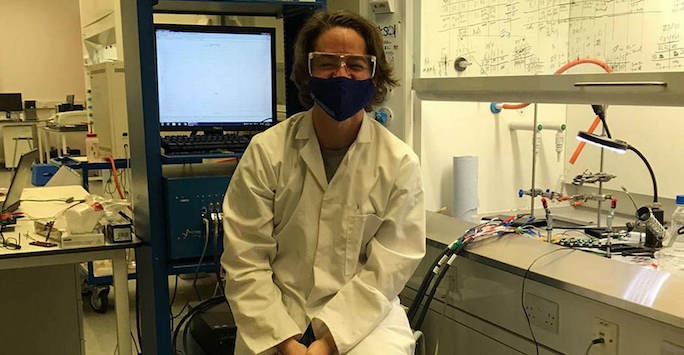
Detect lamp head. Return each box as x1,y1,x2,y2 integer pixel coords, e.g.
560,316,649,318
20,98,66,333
576,131,628,154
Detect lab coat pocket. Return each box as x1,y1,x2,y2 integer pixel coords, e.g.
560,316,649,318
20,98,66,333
345,214,383,276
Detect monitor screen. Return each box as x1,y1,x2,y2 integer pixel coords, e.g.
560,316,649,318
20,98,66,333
155,24,276,131
0,93,23,112
3,149,38,213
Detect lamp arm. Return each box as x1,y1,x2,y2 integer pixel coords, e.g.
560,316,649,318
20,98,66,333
627,145,658,203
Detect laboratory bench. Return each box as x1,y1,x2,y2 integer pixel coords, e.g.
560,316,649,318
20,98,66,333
0,185,140,355
401,210,684,355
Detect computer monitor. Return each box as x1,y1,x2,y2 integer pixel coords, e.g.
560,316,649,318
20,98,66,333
0,93,23,119
154,24,276,132
2,149,38,214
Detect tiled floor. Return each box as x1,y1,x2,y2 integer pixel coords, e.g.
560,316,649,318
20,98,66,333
1,167,222,355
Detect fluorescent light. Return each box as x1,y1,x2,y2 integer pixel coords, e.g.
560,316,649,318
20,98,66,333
576,130,659,204
576,131,628,154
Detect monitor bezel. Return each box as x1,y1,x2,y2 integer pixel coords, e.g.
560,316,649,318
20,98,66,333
154,24,277,132
0,93,23,117
3,149,38,214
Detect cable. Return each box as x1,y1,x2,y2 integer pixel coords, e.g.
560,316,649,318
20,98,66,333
619,186,639,211
172,296,225,354
414,252,459,330
169,275,180,329
106,156,125,200
626,145,658,203
130,331,141,354
123,143,135,216
407,245,452,323
585,337,605,355
211,211,225,297
591,105,611,139
173,302,190,320
193,218,211,301
501,58,613,110
135,271,143,355
521,248,574,355
409,220,521,330
569,116,601,165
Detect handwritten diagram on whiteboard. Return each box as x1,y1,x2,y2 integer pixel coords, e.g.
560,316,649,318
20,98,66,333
421,0,684,77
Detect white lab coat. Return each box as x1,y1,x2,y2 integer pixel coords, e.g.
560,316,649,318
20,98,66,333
221,110,425,355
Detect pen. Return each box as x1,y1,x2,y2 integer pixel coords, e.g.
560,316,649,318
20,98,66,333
45,221,54,242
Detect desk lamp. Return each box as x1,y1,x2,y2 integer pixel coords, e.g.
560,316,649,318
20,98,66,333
576,131,664,248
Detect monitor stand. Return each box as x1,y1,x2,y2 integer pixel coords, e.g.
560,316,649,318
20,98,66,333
197,127,224,136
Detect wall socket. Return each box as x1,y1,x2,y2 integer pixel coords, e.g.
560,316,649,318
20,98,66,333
593,318,619,355
524,293,559,333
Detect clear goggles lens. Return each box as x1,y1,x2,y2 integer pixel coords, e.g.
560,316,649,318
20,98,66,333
308,52,377,79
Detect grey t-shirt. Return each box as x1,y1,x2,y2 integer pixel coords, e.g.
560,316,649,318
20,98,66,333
321,146,349,182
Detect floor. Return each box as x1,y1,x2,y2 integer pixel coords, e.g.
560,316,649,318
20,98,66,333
1,166,224,355
83,274,219,355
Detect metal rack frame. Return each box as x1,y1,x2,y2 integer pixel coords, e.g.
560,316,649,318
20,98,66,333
120,1,325,353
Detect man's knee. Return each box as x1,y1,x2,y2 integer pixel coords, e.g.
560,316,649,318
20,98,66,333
344,301,415,355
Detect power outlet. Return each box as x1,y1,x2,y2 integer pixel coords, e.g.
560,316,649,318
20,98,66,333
593,318,619,355
524,293,559,333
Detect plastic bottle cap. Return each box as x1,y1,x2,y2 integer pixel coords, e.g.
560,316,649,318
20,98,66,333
676,195,684,205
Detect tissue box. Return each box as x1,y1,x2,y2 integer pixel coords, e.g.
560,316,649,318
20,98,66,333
65,203,104,234
31,164,59,186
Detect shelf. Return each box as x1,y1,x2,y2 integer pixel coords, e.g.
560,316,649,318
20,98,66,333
161,152,242,165
413,71,684,107
82,11,116,44
153,0,323,16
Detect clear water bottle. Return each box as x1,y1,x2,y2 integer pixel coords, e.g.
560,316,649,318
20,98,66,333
656,195,684,274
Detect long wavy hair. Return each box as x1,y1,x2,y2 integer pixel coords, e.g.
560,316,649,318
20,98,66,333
290,10,398,111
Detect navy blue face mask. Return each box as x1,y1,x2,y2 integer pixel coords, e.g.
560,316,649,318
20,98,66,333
309,77,375,122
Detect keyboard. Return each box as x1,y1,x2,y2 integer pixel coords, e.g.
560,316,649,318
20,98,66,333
161,134,252,155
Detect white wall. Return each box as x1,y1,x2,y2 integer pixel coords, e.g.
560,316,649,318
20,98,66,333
416,1,684,218
421,101,567,215
0,0,85,105
565,104,684,202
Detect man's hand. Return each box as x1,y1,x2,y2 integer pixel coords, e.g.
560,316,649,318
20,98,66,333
276,337,307,355
306,331,338,355
306,339,335,355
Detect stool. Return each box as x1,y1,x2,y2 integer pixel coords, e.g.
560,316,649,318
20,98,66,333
11,136,34,169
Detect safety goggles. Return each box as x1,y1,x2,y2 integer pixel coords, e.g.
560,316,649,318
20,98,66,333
308,52,377,80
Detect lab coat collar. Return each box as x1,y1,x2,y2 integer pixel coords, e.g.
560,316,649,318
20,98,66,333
296,110,327,189
294,109,372,143
294,110,372,190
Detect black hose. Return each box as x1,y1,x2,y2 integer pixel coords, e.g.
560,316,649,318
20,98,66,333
407,246,452,322
627,145,658,203
413,261,452,330
591,105,612,138
172,296,225,353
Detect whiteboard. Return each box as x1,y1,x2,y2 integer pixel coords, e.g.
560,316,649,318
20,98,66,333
421,0,684,77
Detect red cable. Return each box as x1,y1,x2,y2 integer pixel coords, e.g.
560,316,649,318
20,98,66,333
498,58,614,164
107,156,125,200
568,115,601,165
501,58,613,110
